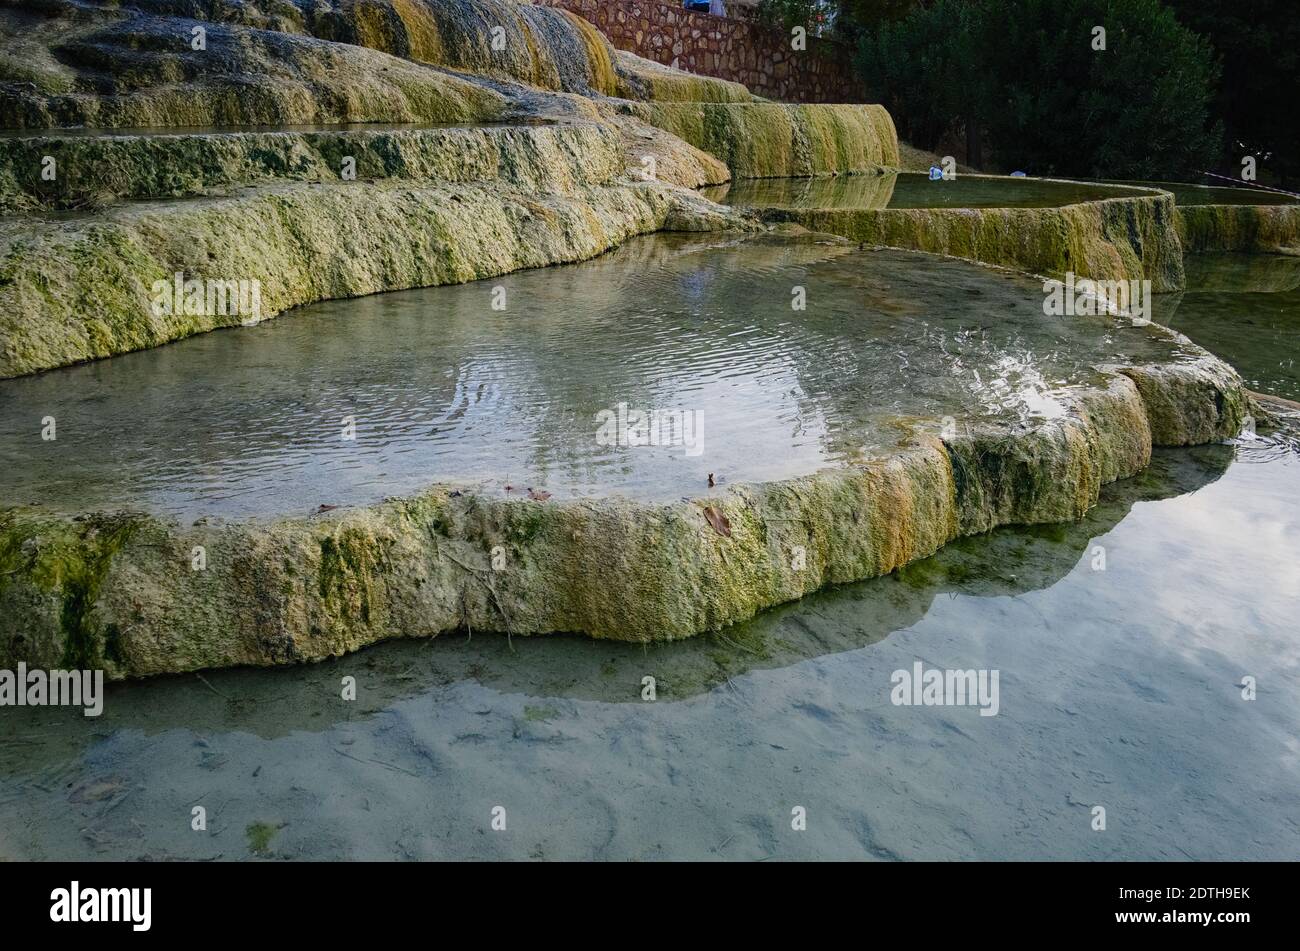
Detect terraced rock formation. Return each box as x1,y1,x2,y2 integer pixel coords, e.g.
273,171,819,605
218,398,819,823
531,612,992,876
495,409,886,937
0,0,1260,677
0,121,741,377
0,0,1198,380
0,0,817,377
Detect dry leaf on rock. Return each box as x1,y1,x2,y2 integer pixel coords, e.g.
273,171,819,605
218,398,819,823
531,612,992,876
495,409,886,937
702,505,731,537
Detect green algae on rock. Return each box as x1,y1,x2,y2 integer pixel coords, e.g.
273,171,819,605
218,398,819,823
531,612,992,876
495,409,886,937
601,112,732,189
0,121,629,211
0,175,748,378
1099,180,1300,255
1176,202,1300,254
610,50,754,105
622,102,900,179
0,0,746,131
726,176,1186,292
0,2,511,130
0,116,734,212
0,371,1246,677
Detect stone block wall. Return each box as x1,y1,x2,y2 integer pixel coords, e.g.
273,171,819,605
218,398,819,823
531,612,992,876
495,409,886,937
533,0,865,102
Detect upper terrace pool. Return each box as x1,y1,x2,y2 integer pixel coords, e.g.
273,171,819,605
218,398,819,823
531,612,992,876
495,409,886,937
709,172,1300,212
1106,180,1300,206
0,232,1189,521
704,172,1141,210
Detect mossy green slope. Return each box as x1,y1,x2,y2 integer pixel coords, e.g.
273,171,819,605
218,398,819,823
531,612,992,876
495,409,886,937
0,122,627,212
624,102,901,179
611,50,754,104
0,174,747,378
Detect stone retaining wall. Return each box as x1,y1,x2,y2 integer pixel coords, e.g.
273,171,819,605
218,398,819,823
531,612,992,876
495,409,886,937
534,0,865,102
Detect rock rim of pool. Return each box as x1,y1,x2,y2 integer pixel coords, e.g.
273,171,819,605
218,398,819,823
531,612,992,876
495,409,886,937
1175,201,1300,254
711,174,1188,295
1093,179,1300,254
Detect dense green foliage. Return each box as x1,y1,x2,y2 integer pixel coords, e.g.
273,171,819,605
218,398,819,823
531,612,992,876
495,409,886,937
854,0,986,159
1164,1,1300,185
853,0,1223,179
